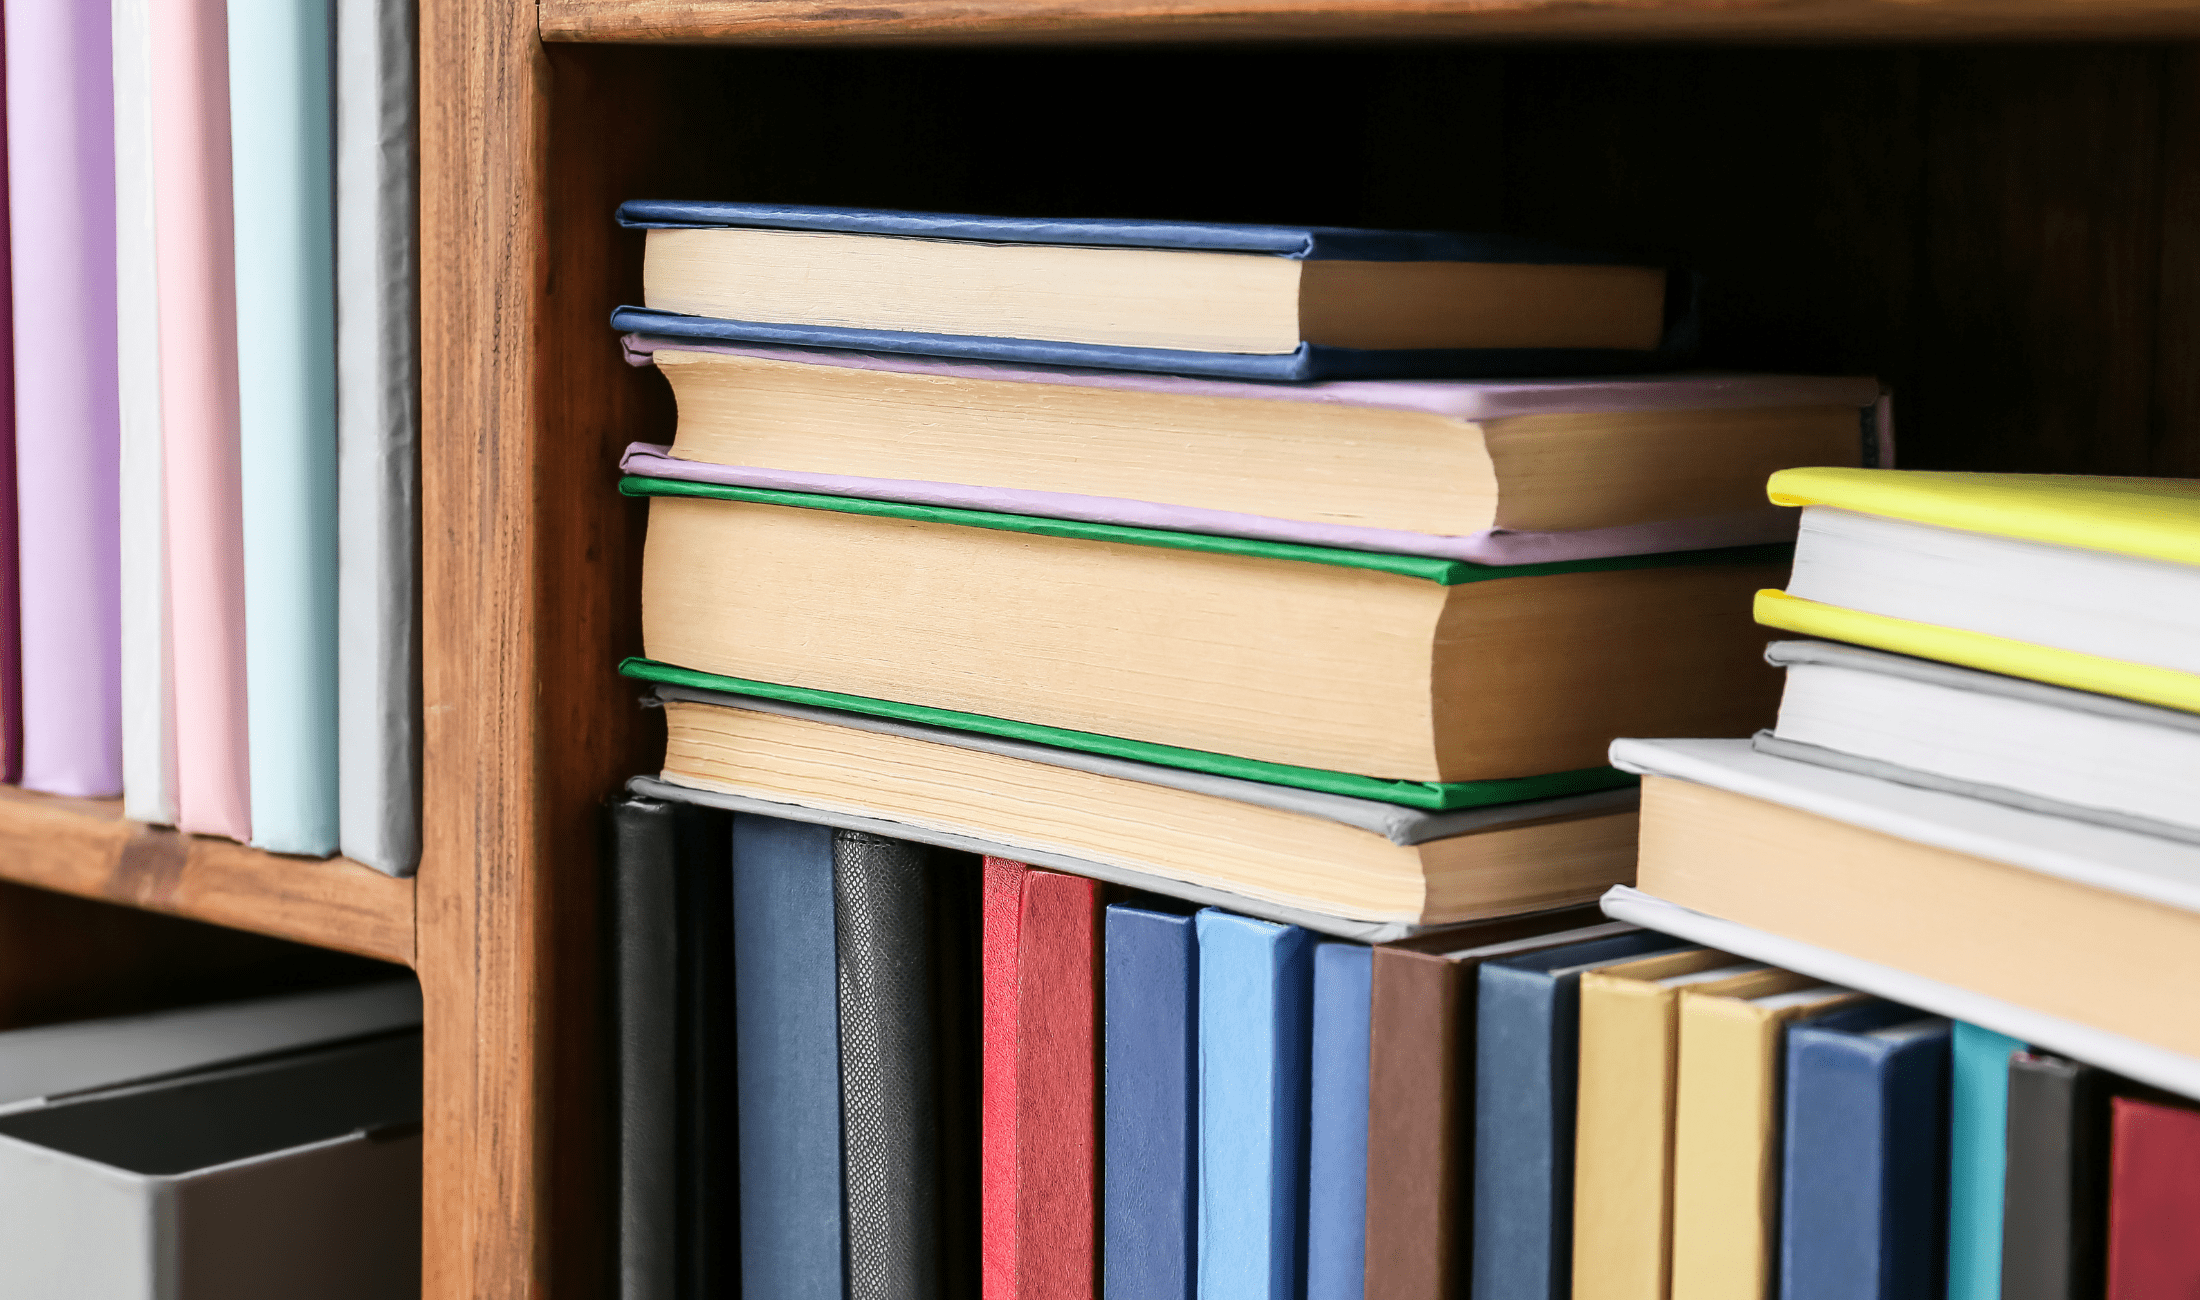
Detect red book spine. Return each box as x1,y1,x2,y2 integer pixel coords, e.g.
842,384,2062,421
2107,1095,2200,1298
982,857,1026,1300
1016,869,1101,1300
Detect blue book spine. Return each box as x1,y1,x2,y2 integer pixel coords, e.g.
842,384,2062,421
731,814,844,1300
1197,910,1316,1300
1780,1005,1951,1300
1472,931,1687,1300
1948,1023,2024,1300
1104,904,1200,1300
1306,944,1372,1300
230,0,340,854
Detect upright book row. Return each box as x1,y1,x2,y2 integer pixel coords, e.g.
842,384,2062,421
0,0,419,873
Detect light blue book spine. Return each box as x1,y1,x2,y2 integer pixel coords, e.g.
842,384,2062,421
1305,943,1371,1300
1948,1022,2024,1300
1197,909,1315,1300
229,0,338,855
333,0,419,875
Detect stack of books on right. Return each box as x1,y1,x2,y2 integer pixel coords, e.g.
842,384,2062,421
1607,467,2200,1298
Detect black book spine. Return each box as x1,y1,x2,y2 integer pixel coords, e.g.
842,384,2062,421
2002,1051,2110,1300
609,795,682,1300
676,799,737,1299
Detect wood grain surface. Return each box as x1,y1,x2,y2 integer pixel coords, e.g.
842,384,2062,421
0,786,413,964
538,0,2200,45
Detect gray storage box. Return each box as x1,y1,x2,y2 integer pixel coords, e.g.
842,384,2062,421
0,1033,422,1299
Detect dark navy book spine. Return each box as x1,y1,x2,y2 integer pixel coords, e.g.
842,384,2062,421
1103,903,1201,1300
732,813,845,1300
1306,943,1373,1300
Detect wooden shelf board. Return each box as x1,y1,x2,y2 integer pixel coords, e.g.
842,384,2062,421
0,786,415,967
539,0,2200,46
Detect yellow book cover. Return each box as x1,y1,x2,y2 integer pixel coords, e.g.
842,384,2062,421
1668,976,1867,1300
1572,950,1758,1300
1765,467,2200,566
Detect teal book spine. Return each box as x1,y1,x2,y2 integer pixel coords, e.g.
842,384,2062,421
1948,1022,2024,1300
229,0,339,854
1196,910,1315,1300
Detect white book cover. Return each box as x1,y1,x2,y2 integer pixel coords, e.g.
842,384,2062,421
335,0,420,876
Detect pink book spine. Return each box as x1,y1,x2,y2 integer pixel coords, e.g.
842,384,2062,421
982,856,1026,1300
7,0,121,796
0,11,17,786
149,0,248,838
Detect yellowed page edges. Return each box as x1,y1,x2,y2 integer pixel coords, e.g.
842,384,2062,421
1765,467,2200,566
1752,590,2200,714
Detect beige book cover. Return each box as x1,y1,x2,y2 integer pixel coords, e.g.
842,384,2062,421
1571,950,1763,1300
1669,976,1867,1300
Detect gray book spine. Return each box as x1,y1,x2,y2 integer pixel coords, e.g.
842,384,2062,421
334,0,420,875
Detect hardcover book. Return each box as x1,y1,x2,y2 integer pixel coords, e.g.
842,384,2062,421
2003,1052,2112,1300
620,340,1879,565
630,475,1787,784
613,201,1692,381
1949,1022,2025,1300
1103,902,1199,1300
1306,943,1371,1300
2105,1096,2200,1297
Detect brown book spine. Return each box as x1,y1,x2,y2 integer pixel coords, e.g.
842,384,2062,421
1366,947,1465,1300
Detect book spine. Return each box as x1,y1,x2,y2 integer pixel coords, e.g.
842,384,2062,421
114,0,172,821
2002,1054,2109,1300
150,0,250,839
228,0,337,854
1196,909,1315,1300
8,0,121,797
2105,1096,2200,1295
1473,963,1569,1300
732,813,845,1300
835,830,943,1300
1016,868,1103,1300
1949,1023,2024,1300
1306,942,1372,1300
1102,904,1198,1300
677,798,737,1300
982,857,1025,1300
609,795,679,1300
1365,947,1463,1300
0,8,15,787
333,0,419,875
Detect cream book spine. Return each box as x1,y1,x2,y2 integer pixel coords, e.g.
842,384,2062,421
1669,975,1865,1300
1572,949,1755,1300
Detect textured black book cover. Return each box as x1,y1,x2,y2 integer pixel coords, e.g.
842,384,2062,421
833,830,981,1300
2002,1051,2110,1300
608,793,737,1300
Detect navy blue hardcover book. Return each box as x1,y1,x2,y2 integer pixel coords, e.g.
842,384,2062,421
611,201,1697,381
1105,902,1201,1300
1780,1002,1952,1300
1307,943,1373,1300
732,813,845,1300
1471,930,1688,1300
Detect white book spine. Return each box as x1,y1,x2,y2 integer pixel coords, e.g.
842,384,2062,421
113,0,176,826
334,0,420,875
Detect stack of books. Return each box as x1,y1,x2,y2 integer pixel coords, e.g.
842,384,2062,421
0,0,420,873
1610,467,2200,1297
605,201,1897,1299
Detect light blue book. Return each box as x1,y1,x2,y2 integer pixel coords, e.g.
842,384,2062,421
230,0,339,855
1196,910,1315,1300
1948,1022,2024,1300
1306,943,1371,1300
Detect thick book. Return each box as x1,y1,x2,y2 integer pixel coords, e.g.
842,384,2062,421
1103,902,1199,1300
642,681,1639,927
2002,1052,2111,1300
1571,949,1766,1300
1668,975,1862,1300
983,859,1102,1300
629,474,1786,785
620,340,1879,565
1365,908,1623,1300
1950,1022,2025,1300
2105,1096,2200,1297
334,0,420,875
731,813,844,1300
152,0,251,839
8,0,121,797
0,12,15,787
1755,468,2200,715
1306,943,1371,1300
1779,1002,1951,1300
113,0,173,822
1757,639,2200,844
1197,910,1315,1300
607,793,736,1300
612,201,1692,381
1471,930,1691,1300
230,0,339,854
1608,739,2200,1062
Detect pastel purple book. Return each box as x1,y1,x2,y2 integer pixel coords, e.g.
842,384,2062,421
621,337,1886,566
0,15,15,785
7,0,121,796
